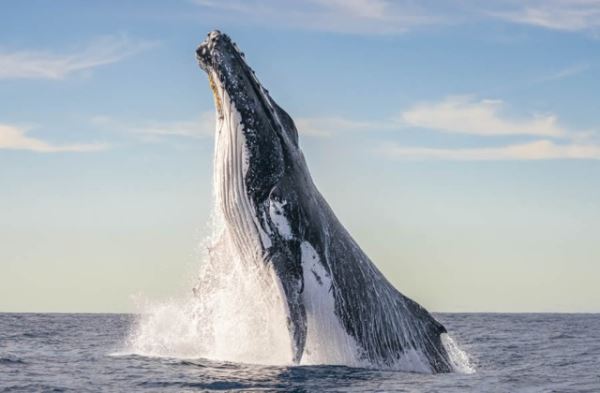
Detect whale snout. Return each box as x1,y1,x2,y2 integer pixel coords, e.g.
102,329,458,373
196,30,248,75
196,30,219,70
196,30,231,72
195,43,210,70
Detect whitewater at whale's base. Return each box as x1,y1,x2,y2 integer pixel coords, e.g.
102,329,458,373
123,216,473,373
5,313,598,392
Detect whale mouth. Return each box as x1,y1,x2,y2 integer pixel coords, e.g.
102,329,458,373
195,30,251,120
207,72,223,118
196,31,227,118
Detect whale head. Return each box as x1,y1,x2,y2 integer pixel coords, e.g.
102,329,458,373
196,30,303,207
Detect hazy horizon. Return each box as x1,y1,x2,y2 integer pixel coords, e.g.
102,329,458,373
1,1,599,313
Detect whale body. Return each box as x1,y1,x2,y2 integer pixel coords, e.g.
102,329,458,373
196,30,453,373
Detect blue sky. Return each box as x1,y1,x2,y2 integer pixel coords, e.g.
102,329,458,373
1,0,599,312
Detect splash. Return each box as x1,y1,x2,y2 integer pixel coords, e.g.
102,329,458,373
125,215,293,365
442,334,476,374
123,214,474,373
124,215,364,366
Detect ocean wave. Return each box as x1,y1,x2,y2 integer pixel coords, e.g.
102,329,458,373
0,356,26,366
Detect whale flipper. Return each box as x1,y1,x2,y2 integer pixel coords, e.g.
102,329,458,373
269,246,307,363
265,184,308,362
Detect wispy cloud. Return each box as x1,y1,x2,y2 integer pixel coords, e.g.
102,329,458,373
488,0,600,32
380,140,600,161
192,0,446,35
292,95,600,161
536,64,591,82
400,96,567,137
91,112,215,141
382,95,600,161
0,35,156,80
0,123,107,152
294,96,581,139
192,0,600,35
295,116,389,137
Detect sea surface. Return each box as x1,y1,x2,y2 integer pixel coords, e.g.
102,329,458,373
1,313,599,392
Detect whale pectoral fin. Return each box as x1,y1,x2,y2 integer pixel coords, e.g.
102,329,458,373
269,245,307,364
280,273,306,363
266,186,307,362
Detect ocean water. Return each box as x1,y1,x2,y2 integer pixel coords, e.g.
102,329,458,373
1,313,599,392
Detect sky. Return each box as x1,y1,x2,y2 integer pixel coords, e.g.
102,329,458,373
1,0,599,313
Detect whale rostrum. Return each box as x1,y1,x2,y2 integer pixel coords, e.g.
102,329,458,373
196,30,453,373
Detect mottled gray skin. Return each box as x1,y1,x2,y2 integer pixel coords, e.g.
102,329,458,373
196,30,453,372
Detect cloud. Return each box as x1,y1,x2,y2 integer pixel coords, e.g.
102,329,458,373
191,0,446,35
0,35,156,80
294,116,389,137
536,64,590,82
292,95,600,161
91,112,215,141
0,123,107,152
400,96,567,137
488,0,600,32
129,114,215,140
192,0,600,35
381,140,600,161
384,95,600,161
292,96,582,141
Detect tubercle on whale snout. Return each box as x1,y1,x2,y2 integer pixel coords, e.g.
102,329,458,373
195,30,223,69
196,30,247,76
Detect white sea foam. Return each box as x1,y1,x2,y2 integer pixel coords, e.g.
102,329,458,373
442,334,476,374
124,218,293,365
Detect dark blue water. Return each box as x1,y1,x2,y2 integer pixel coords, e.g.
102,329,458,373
1,313,599,392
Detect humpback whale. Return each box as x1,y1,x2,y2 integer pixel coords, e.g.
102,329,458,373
195,30,453,373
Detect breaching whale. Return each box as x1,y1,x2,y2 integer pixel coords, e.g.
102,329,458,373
196,30,453,373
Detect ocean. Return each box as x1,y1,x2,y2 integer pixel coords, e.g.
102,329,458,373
1,313,599,392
